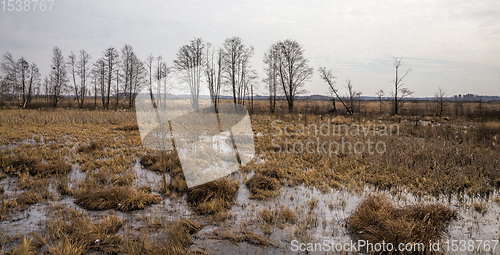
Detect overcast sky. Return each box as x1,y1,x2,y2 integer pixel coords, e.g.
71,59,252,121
1,0,499,97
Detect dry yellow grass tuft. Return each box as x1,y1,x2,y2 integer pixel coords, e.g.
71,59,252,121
46,207,123,254
187,178,239,215
346,194,457,254
245,174,280,200
75,185,161,212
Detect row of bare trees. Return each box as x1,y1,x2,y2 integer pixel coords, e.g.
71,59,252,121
0,45,147,109
172,37,258,112
319,57,414,115
1,39,422,115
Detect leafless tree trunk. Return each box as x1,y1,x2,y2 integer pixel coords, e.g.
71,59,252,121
27,62,40,108
205,44,223,111
392,57,412,115
318,67,352,114
77,49,91,108
375,89,384,113
263,46,278,113
345,79,361,114
17,57,29,108
144,54,154,105
67,52,80,108
103,47,119,110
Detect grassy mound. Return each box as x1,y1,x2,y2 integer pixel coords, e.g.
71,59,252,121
75,185,161,212
245,174,280,200
0,154,71,177
46,208,123,254
346,194,457,253
187,178,239,215
140,151,181,173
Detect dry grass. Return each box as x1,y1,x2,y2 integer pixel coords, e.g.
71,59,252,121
245,174,280,200
346,194,457,254
0,154,71,177
140,151,181,173
211,229,275,246
75,184,161,212
119,218,200,255
6,237,36,255
16,190,39,205
45,206,123,254
186,178,239,215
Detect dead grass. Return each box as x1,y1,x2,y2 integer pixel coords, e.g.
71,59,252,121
186,178,239,215
0,154,71,177
77,140,104,153
119,218,200,255
16,190,39,205
140,151,181,173
45,206,123,254
346,194,457,253
245,174,280,200
211,229,275,246
75,184,161,212
7,236,36,255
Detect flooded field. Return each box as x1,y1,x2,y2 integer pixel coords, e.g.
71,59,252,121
1,107,500,254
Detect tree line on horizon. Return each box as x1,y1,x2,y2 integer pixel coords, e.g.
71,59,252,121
0,37,417,114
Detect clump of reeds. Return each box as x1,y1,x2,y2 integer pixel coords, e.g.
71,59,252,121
346,194,457,253
1,154,71,177
16,190,39,205
7,236,36,255
45,207,123,254
77,140,104,153
186,178,239,215
75,185,161,212
140,151,181,173
245,174,280,200
168,168,187,193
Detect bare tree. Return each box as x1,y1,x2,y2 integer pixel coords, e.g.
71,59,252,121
318,67,352,114
50,46,67,107
221,37,255,105
67,52,80,107
375,89,384,113
77,49,91,108
345,79,361,114
26,62,40,108
144,53,155,103
434,86,446,117
128,52,145,107
174,38,206,111
263,45,278,113
17,57,30,107
93,58,107,108
205,44,223,110
274,39,313,112
102,47,119,110
43,76,50,105
90,67,100,107
154,56,171,108
391,57,412,115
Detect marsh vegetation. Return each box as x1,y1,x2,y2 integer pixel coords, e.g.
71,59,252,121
0,99,500,254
